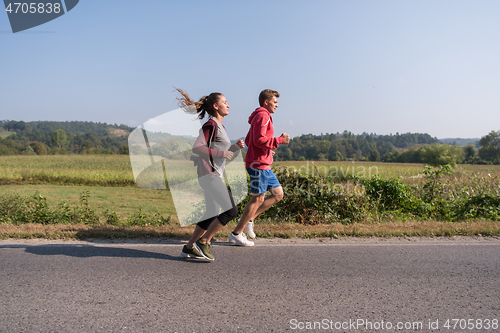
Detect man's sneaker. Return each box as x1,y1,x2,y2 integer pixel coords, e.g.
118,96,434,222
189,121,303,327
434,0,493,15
195,239,215,261
243,220,256,239
181,245,205,259
229,232,255,247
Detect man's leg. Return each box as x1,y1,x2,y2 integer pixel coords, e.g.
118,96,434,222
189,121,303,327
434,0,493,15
251,186,284,219
232,193,265,234
233,167,266,235
233,186,284,234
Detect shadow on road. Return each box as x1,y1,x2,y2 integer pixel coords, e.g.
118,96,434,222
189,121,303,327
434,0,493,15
0,244,210,263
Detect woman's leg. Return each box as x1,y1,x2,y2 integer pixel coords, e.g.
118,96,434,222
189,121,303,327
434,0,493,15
186,225,207,249
186,176,219,249
185,175,237,260
199,219,224,244
200,184,238,244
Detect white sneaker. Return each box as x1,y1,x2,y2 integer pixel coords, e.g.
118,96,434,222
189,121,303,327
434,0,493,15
243,220,256,239
229,232,254,247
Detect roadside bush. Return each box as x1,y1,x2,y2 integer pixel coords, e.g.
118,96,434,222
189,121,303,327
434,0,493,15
0,192,54,224
0,191,172,226
457,194,500,220
238,164,500,224
362,176,423,214
2,165,498,226
249,167,366,224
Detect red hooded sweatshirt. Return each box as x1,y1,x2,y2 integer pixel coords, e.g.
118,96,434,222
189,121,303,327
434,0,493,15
245,107,284,169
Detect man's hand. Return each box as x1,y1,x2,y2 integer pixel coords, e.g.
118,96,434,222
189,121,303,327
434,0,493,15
235,139,245,149
223,151,234,160
271,150,275,156
281,133,290,144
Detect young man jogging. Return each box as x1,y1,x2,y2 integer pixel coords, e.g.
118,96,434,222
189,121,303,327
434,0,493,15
229,89,290,246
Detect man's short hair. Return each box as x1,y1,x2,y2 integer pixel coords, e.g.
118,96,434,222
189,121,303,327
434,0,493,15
259,89,280,107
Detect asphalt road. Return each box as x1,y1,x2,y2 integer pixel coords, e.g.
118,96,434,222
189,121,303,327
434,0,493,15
1,237,499,333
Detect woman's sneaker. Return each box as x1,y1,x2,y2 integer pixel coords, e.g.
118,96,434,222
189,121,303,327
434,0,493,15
195,240,215,261
243,220,256,239
181,245,205,259
229,232,254,247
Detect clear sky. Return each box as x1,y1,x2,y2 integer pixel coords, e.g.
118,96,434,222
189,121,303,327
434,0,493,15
1,0,499,140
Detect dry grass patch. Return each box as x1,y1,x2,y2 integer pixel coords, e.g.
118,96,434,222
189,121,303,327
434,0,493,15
108,129,130,136
239,220,500,238
2,221,499,240
0,223,194,239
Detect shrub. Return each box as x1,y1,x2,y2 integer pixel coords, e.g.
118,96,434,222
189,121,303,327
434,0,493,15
261,167,366,224
362,176,424,215
0,191,172,226
420,144,464,167
457,194,500,220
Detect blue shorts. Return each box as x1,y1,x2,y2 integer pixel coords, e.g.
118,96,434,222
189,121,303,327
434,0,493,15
246,168,281,194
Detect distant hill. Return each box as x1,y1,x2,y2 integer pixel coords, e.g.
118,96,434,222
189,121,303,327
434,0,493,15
0,120,133,155
439,138,479,146
0,120,493,163
0,120,133,136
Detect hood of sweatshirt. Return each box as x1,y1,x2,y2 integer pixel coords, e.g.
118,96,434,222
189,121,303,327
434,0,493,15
248,107,271,124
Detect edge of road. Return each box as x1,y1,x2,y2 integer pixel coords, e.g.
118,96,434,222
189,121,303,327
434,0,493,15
1,235,500,247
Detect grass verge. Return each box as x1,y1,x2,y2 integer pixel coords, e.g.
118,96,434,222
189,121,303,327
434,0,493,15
1,220,499,240
1,184,175,220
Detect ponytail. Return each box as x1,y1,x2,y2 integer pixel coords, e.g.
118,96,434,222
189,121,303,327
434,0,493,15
174,87,222,119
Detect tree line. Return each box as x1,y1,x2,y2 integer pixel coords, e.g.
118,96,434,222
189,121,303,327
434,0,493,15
274,130,500,165
0,120,132,155
1,120,130,136
2,120,499,165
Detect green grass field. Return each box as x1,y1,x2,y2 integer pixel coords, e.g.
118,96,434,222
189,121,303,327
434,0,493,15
274,160,500,181
0,155,135,186
2,155,499,186
1,184,175,219
1,155,499,238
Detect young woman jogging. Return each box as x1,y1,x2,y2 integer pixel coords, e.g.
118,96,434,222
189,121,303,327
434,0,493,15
176,88,244,261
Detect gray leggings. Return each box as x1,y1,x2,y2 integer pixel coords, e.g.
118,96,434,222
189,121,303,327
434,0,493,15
197,174,238,230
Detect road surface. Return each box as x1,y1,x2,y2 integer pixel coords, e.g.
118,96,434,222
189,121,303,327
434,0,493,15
1,237,499,332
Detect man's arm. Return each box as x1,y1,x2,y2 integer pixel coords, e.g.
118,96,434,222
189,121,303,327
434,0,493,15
251,114,284,150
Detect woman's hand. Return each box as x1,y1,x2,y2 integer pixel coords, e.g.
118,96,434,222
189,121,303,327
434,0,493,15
223,151,234,160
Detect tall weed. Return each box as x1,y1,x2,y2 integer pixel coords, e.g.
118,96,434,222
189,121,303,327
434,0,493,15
0,191,173,226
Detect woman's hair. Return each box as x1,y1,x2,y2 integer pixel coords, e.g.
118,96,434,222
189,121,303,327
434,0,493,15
174,88,223,119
